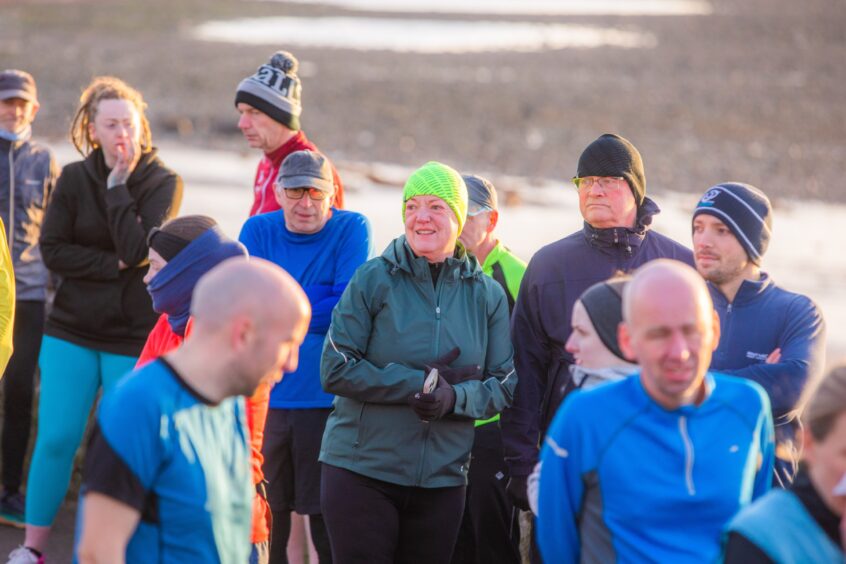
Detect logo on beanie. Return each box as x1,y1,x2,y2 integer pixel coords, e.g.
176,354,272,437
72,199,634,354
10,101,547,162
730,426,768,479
255,66,297,97
699,188,721,205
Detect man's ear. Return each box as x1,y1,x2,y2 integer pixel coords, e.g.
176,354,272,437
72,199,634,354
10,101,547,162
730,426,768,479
486,210,499,233
710,308,721,352
618,322,637,362
230,315,252,352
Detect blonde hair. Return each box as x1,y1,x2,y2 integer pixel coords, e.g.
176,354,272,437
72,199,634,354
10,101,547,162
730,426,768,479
802,364,846,441
70,76,152,156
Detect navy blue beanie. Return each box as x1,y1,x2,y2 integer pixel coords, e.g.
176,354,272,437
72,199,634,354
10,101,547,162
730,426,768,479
693,182,773,264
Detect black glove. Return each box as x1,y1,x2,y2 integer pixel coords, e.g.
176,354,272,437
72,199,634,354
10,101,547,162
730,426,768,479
426,347,483,385
409,377,456,421
506,474,530,511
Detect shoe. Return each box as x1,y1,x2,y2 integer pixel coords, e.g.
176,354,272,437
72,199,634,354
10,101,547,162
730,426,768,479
0,493,25,529
6,546,43,564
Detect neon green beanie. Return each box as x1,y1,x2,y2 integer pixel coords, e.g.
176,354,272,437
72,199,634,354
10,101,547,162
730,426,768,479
402,161,468,233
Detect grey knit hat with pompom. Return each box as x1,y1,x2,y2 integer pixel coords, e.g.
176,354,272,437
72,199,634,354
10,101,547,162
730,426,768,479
235,51,302,131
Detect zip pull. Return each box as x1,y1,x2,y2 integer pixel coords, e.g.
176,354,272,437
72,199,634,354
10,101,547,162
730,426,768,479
435,306,441,320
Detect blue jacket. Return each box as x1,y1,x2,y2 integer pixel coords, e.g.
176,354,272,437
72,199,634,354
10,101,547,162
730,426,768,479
0,138,57,301
239,209,372,409
708,274,825,449
537,372,774,564
501,199,694,476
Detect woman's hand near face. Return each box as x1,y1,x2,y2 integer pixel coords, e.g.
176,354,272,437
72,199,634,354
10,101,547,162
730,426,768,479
107,139,142,189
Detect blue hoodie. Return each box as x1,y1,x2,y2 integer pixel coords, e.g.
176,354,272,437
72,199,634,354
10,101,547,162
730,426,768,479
537,372,774,564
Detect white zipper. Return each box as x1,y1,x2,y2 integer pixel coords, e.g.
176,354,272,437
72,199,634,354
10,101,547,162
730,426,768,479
678,416,696,496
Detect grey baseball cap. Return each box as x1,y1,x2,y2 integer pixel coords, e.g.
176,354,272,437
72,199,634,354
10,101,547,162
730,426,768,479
0,70,37,103
462,174,498,215
277,150,334,193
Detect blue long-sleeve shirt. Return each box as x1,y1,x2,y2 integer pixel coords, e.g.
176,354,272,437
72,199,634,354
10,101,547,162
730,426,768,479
708,273,825,445
537,372,774,564
239,209,372,408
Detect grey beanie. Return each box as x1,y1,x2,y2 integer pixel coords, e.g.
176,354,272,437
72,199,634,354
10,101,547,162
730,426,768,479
235,51,302,131
577,133,646,206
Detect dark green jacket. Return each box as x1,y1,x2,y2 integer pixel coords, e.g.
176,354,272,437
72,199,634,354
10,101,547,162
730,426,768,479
319,236,517,487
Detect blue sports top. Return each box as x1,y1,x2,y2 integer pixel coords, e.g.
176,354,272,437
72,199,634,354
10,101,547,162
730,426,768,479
239,208,372,409
537,372,775,564
81,359,253,564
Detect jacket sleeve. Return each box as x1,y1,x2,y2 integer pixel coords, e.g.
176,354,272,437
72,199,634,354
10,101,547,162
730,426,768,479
307,215,373,334
103,171,183,267
721,296,825,416
0,222,14,376
39,170,120,280
321,267,424,404
500,261,550,476
752,388,775,500
452,284,517,420
537,397,584,563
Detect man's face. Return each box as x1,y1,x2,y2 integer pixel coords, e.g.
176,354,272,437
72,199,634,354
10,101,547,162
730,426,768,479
458,208,495,253
619,277,719,410
692,214,751,286
236,102,289,153
0,97,38,134
275,185,335,234
577,176,638,229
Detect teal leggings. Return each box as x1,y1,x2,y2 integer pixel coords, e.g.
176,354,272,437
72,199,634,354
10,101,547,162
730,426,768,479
25,335,137,526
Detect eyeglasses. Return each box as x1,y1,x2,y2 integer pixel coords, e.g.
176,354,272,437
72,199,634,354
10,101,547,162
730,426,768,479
279,186,330,201
571,176,625,191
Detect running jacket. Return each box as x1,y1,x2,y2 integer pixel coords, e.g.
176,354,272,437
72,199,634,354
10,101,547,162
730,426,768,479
708,274,825,448
248,131,344,216
537,372,774,564
501,198,694,477
239,208,372,409
0,137,57,300
39,148,182,356
320,236,517,488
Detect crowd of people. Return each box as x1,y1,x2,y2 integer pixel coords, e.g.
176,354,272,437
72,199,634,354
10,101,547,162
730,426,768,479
0,47,841,564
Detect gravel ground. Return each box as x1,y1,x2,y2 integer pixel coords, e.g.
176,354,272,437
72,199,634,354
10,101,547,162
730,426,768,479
1,0,845,201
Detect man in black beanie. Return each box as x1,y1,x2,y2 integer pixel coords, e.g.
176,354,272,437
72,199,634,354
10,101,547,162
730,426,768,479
692,182,825,487
500,133,694,513
235,51,344,216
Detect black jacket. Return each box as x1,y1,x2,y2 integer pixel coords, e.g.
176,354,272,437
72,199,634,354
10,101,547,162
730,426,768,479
500,199,694,476
40,148,182,356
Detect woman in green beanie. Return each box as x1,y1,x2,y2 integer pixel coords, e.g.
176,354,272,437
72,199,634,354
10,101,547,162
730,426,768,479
318,161,517,562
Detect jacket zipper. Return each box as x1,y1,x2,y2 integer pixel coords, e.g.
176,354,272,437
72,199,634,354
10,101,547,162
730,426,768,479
416,264,447,485
678,416,696,495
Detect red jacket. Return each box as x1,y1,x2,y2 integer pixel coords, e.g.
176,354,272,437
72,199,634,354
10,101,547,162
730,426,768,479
136,314,271,543
249,131,344,216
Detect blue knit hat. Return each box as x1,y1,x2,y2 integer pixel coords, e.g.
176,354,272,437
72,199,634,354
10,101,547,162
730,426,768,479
693,182,773,264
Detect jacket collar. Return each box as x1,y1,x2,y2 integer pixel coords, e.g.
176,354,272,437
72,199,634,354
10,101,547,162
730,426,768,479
381,235,482,282
582,197,660,256
266,131,307,164
708,271,773,307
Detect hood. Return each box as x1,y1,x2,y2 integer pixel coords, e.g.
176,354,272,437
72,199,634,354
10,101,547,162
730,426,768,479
380,235,482,282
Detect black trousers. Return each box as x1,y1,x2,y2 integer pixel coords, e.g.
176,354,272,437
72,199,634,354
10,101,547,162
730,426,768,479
451,422,520,564
321,463,466,564
2,300,45,493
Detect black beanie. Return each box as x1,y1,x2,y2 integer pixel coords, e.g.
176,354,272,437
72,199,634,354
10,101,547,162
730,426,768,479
692,182,773,265
149,215,218,262
577,133,646,206
579,277,629,362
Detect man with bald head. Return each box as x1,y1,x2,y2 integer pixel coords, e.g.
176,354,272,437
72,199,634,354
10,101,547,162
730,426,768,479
536,260,775,564
76,258,311,564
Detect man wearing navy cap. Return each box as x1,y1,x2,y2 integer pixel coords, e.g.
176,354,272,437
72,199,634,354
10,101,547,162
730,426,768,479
692,182,825,486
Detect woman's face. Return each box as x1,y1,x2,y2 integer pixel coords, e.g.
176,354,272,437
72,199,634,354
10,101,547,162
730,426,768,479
144,248,167,286
565,300,624,370
805,412,846,516
88,98,141,164
404,195,459,263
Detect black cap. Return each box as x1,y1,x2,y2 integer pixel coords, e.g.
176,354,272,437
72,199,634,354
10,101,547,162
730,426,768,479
579,277,630,362
0,70,37,103
462,174,498,213
577,133,645,205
